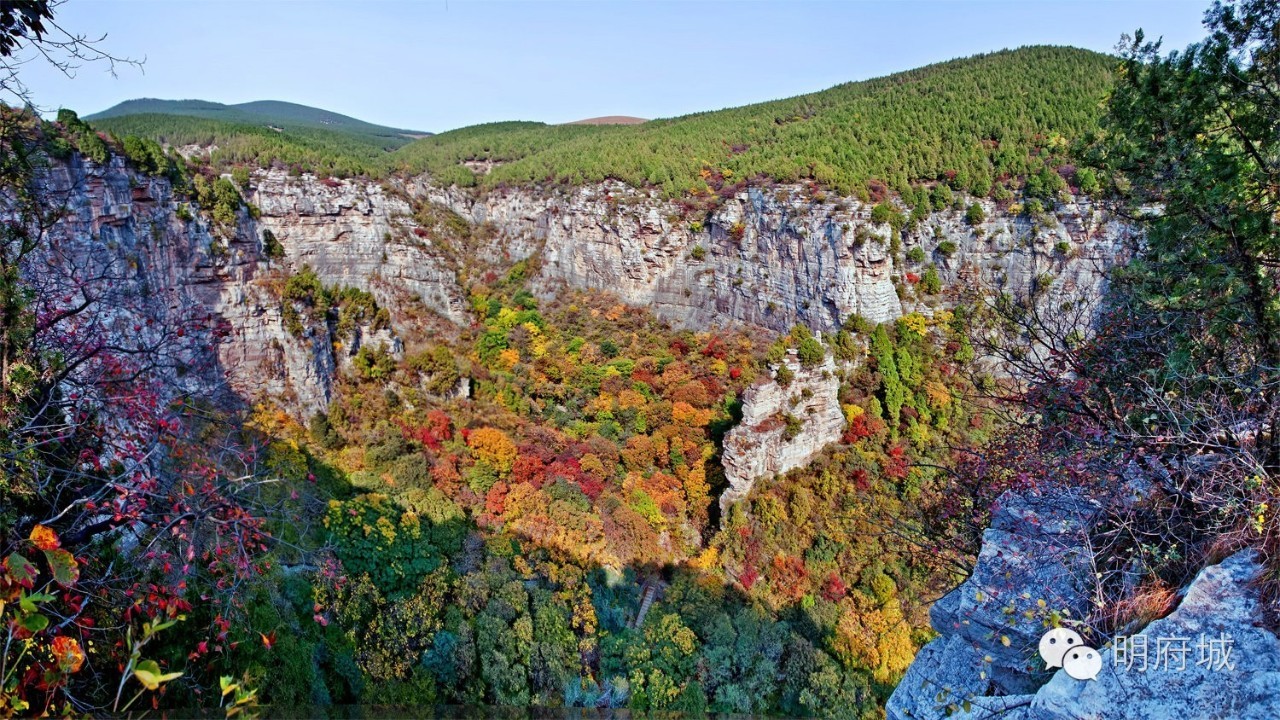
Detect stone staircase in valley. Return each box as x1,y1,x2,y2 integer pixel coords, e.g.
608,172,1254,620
631,576,665,630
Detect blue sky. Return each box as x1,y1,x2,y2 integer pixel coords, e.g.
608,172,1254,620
22,0,1209,133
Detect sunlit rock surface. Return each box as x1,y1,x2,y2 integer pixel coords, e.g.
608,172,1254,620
719,349,846,514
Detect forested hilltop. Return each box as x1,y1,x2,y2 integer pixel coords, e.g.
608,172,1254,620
90,46,1113,198
87,98,428,142
392,46,1113,196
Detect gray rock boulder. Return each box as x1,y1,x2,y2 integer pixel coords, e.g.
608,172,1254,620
1033,550,1280,719
889,504,1280,720
888,489,1100,719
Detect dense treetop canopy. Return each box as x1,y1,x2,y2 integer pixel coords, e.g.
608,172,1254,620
88,46,1114,197
393,46,1114,196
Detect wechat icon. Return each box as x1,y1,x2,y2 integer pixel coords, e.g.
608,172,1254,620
1039,628,1101,681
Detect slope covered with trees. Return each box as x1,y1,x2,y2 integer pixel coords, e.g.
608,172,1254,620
88,98,426,143
86,46,1114,198
87,113,408,178
227,268,995,716
392,46,1114,197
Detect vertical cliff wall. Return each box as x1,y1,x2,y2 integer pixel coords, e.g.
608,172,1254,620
251,170,469,327
420,180,1130,333
719,349,846,513
35,155,332,412
37,156,1128,424
34,158,469,416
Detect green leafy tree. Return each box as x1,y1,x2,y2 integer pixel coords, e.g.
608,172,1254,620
965,202,985,225
796,336,825,367
1099,0,1280,467
919,265,941,295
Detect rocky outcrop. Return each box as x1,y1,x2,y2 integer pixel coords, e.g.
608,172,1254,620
886,485,1280,719
888,489,1100,720
34,155,335,413
252,170,468,326
420,180,1131,333
1033,550,1280,720
34,157,469,416
719,349,845,513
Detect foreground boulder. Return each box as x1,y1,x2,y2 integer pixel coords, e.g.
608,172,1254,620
888,486,1280,719
1032,550,1280,720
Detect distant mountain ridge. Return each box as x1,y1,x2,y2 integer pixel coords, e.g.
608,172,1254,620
87,98,429,141
565,116,647,126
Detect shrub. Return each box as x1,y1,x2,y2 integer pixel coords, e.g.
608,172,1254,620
920,266,941,295
231,165,252,190
1075,167,1100,195
797,337,825,367
782,413,804,440
871,202,905,229
354,343,396,381
261,228,285,258
935,241,958,257
842,314,872,334
776,364,795,387
930,183,953,208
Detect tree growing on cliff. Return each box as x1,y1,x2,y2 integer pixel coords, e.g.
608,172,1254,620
796,336,825,367
1099,0,1280,469
958,0,1280,646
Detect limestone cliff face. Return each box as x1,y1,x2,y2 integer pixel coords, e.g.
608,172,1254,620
719,349,846,513
420,180,1131,333
251,170,468,326
35,155,335,413
34,159,469,416
42,157,1125,425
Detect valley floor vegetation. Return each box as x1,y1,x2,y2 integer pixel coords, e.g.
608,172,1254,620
3,0,1280,717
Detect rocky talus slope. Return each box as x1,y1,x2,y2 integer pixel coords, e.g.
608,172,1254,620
719,349,846,513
